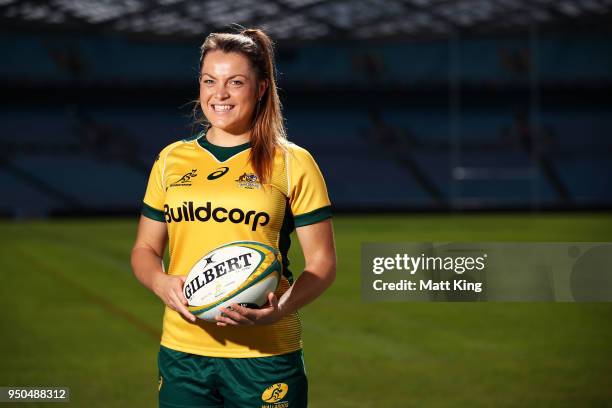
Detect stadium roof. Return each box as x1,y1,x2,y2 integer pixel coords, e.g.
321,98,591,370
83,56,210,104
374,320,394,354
2,0,612,41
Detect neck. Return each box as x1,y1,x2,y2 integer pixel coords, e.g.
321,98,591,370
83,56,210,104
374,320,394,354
206,127,251,147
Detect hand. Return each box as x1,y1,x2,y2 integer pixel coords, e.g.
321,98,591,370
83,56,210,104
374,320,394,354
215,293,284,327
152,274,196,322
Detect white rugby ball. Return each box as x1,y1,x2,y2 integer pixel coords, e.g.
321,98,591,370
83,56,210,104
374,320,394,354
183,241,281,321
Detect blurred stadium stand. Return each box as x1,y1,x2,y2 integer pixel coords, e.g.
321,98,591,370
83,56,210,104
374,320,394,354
1,0,611,217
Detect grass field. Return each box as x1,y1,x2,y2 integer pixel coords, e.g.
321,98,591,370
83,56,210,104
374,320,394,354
1,213,611,407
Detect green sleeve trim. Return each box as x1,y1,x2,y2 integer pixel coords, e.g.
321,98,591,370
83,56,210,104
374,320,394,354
294,205,332,227
141,202,165,222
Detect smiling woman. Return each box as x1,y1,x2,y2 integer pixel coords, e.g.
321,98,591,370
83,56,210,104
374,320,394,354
130,27,336,408
194,29,286,183
200,51,265,140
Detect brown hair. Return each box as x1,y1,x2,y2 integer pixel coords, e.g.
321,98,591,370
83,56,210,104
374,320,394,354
194,28,286,183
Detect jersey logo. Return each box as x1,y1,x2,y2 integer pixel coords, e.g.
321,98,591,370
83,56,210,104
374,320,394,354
164,202,270,231
207,167,229,180
235,172,261,189
168,169,198,189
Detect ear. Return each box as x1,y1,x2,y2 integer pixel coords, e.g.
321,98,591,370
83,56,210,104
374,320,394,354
258,79,269,100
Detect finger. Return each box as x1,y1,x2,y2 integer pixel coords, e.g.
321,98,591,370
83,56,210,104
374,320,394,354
168,290,182,309
179,305,197,322
172,285,195,321
215,314,240,326
170,291,196,322
229,303,255,318
174,278,189,304
174,288,189,306
169,293,185,316
220,306,254,325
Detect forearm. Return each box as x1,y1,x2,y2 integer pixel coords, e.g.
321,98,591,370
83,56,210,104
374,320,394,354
278,261,336,316
130,247,166,295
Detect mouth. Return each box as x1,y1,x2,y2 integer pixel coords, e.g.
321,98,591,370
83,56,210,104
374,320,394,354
211,104,235,113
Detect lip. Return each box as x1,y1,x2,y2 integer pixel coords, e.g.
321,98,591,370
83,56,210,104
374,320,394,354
210,104,235,114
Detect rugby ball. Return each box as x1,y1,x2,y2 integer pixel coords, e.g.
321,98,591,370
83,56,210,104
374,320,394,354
183,241,282,321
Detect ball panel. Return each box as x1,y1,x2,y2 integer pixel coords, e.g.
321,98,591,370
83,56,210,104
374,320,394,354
184,245,264,306
186,245,277,308
190,271,280,320
183,241,282,321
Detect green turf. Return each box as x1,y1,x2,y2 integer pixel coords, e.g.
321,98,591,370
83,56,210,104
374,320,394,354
1,214,611,407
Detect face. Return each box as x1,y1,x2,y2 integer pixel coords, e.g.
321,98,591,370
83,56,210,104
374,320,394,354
200,50,267,135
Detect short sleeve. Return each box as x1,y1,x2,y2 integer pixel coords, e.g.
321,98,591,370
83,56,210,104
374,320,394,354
141,152,166,222
288,146,332,227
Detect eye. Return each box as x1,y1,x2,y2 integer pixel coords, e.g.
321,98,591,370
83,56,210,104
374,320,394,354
230,80,243,86
201,78,214,85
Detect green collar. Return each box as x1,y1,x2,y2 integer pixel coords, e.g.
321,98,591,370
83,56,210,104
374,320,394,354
197,132,251,162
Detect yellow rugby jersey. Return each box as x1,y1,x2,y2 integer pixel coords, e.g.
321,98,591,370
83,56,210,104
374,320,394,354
141,131,332,358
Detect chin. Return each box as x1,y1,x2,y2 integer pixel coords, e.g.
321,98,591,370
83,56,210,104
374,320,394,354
210,119,249,134
210,120,234,131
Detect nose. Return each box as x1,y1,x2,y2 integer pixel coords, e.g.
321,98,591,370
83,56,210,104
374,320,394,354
214,83,229,99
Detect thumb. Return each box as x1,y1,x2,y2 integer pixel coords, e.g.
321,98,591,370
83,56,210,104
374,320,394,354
268,292,279,309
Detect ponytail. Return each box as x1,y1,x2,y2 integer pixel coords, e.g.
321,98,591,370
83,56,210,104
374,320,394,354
196,28,286,183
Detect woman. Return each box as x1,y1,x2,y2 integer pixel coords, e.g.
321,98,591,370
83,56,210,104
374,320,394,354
131,28,336,408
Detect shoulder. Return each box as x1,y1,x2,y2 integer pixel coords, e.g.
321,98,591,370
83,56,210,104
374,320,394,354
157,133,203,159
280,141,325,188
158,140,184,156
280,140,317,163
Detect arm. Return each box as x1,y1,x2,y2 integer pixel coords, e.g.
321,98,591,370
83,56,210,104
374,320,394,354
131,216,196,322
216,219,336,326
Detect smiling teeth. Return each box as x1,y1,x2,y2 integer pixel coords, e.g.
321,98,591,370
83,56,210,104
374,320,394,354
213,105,233,111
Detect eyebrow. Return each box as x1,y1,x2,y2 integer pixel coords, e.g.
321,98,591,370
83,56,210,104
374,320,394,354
201,73,248,79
